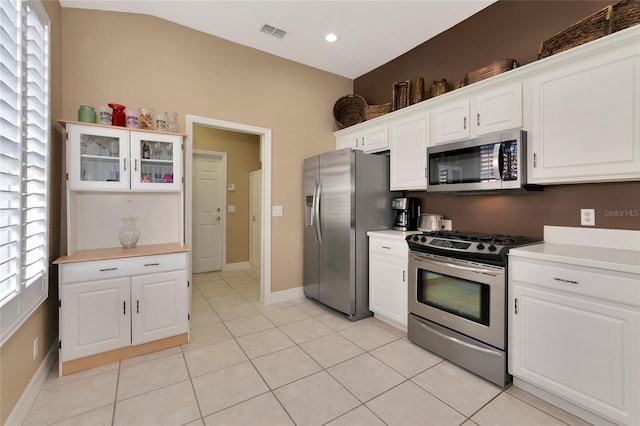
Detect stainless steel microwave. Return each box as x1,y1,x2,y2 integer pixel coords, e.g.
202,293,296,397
427,130,529,192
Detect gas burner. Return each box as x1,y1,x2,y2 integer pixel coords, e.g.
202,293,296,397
408,230,539,266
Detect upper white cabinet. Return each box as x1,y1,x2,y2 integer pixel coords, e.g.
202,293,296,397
529,42,640,184
431,99,470,144
67,122,183,192
389,111,429,190
431,83,522,145
474,83,523,136
335,122,388,153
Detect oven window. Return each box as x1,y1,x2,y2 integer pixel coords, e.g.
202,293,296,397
417,269,490,326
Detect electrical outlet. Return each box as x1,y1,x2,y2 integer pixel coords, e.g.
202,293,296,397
33,337,38,360
581,209,595,226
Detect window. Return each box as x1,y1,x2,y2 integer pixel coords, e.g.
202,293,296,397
1,0,50,346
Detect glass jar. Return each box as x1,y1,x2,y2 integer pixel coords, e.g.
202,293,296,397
78,105,96,123
166,112,179,133
125,109,139,128
155,112,167,131
118,217,140,249
138,108,154,130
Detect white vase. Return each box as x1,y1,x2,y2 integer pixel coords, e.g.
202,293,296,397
118,217,140,248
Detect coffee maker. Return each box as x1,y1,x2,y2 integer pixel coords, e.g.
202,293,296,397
391,197,419,231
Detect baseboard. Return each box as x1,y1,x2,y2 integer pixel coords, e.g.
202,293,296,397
6,341,57,426
223,261,251,271
269,286,305,304
512,378,617,426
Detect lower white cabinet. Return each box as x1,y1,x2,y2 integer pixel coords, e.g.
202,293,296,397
59,251,189,363
509,254,640,426
368,232,411,328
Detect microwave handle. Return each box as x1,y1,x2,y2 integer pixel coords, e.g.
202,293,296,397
492,143,502,181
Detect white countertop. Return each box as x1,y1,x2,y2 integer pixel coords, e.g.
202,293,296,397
367,229,421,240
509,226,640,275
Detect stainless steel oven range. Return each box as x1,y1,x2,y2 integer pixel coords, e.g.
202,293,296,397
406,231,538,387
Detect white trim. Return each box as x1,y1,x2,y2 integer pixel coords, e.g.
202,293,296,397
223,261,252,272
186,115,272,305
269,286,305,304
193,149,227,272
6,340,57,426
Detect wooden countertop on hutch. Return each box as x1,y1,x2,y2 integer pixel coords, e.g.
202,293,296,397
58,119,188,137
54,243,191,264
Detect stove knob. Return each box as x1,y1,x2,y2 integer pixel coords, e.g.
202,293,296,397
412,235,420,241
488,244,497,252
477,243,485,250
420,236,427,242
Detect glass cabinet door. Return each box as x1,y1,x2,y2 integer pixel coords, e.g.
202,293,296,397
130,132,182,192
67,124,130,190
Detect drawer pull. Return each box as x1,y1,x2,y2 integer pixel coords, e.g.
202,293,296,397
554,277,579,285
99,267,118,272
381,246,392,250
144,263,160,267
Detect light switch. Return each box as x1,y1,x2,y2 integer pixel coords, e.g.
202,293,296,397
228,205,236,213
272,205,283,217
227,183,235,191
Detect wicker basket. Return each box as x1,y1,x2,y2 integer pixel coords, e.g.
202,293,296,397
538,5,613,59
333,95,367,129
365,103,391,121
538,0,640,59
611,0,640,32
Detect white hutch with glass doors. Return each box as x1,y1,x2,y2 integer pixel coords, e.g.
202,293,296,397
54,120,191,376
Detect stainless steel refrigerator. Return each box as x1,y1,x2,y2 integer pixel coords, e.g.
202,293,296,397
303,148,398,320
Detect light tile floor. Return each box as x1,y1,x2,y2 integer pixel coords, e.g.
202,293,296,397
22,268,593,426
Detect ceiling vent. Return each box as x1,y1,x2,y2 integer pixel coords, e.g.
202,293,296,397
260,24,287,39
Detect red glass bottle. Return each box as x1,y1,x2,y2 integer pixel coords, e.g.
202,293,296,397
108,103,126,127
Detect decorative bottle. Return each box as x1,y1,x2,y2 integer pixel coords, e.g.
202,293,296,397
118,217,140,249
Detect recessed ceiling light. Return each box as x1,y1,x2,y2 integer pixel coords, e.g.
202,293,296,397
325,33,338,43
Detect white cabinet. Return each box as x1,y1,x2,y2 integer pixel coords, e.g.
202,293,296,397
59,252,190,363
60,277,131,361
431,99,470,144
131,270,189,345
509,253,640,426
389,112,429,190
368,232,412,329
335,122,388,153
67,122,182,192
529,42,640,184
431,83,522,145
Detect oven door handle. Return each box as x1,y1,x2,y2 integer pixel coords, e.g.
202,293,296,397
421,319,500,356
438,260,501,276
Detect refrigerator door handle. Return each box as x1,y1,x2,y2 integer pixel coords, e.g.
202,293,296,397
314,180,322,243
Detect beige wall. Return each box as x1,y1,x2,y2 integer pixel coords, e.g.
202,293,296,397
60,8,352,292
194,126,261,264
0,1,64,423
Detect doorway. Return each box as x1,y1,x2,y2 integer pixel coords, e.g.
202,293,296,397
186,115,272,305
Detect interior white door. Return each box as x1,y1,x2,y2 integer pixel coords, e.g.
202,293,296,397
193,153,223,273
250,169,262,268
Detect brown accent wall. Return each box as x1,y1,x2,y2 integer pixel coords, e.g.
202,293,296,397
193,127,261,264
356,0,640,238
0,1,64,424
355,0,611,105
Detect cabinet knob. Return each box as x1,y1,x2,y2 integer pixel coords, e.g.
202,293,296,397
217,216,221,222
